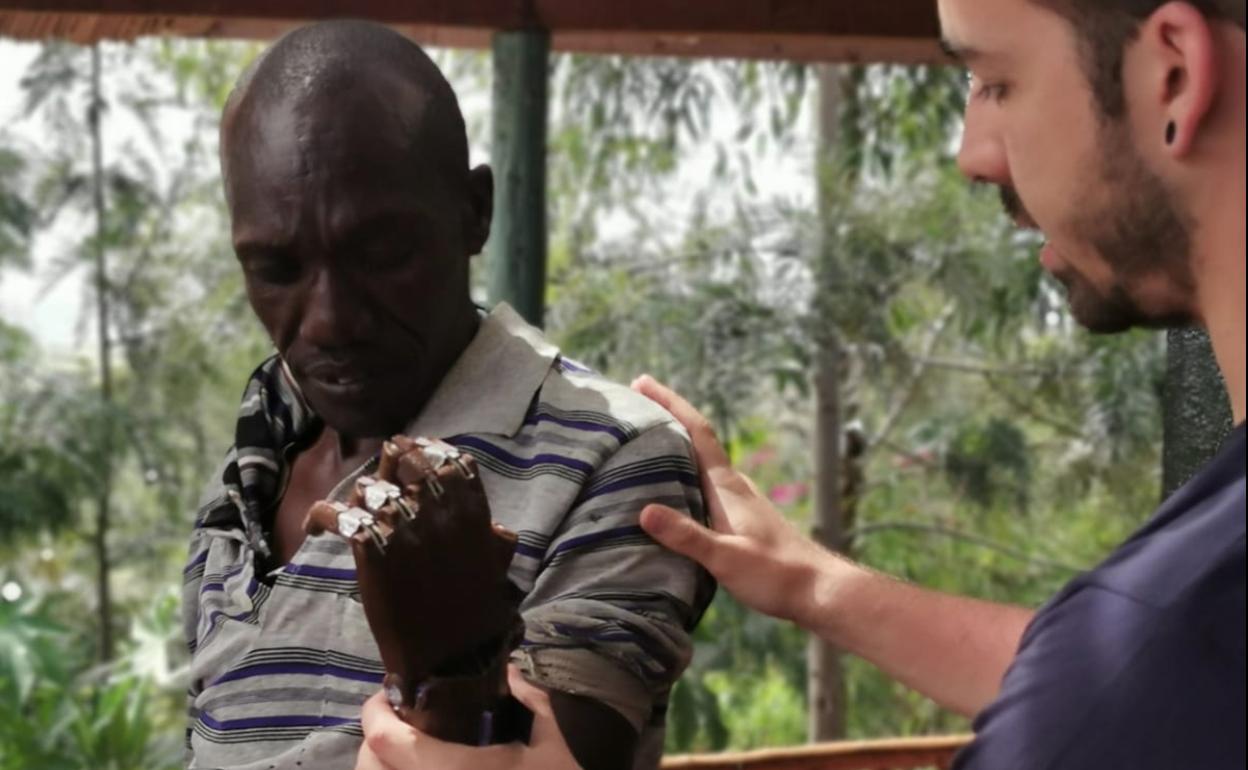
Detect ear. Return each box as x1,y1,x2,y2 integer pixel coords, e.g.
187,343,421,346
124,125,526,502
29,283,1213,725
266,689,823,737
1139,2,1220,157
463,164,494,256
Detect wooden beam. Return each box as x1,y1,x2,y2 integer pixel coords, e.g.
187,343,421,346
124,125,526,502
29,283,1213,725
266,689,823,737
0,11,489,47
661,735,972,770
1,1,938,37
552,32,942,65
1,1,944,63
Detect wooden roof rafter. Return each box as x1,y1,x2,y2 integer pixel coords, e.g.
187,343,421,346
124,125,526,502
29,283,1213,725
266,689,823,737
0,1,944,63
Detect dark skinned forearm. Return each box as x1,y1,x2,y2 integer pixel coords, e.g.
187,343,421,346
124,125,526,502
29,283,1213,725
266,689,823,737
549,690,638,770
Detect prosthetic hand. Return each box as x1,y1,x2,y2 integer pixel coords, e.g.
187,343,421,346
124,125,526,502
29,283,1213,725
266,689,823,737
304,436,529,745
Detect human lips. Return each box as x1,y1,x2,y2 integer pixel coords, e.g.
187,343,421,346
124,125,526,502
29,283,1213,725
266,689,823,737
1039,241,1061,272
999,187,1039,231
302,360,389,395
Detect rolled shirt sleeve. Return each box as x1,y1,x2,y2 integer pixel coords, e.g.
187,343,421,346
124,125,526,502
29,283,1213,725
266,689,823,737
513,420,714,734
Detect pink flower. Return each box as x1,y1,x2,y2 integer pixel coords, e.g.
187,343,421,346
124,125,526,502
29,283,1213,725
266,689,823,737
743,445,778,471
768,482,809,506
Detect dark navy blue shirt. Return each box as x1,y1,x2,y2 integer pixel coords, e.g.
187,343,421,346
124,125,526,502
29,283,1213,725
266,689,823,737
956,424,1245,770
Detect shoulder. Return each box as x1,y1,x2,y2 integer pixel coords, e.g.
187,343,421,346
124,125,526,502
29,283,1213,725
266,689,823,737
964,580,1245,770
1087,445,1244,612
536,357,695,454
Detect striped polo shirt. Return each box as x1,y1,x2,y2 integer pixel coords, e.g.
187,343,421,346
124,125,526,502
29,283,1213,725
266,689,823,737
182,303,714,770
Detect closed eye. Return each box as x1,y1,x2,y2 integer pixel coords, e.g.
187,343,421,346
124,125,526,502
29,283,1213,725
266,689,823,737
977,82,1010,103
237,248,301,285
968,73,1010,104
356,240,419,271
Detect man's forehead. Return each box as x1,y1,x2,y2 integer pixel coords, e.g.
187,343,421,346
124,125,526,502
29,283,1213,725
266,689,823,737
237,71,431,141
937,0,1038,63
225,99,439,245
230,198,427,251
228,85,436,190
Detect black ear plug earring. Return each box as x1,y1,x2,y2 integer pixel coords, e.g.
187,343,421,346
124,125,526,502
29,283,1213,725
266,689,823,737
1165,121,1176,145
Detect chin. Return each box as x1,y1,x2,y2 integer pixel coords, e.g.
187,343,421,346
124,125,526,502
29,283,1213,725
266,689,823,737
326,417,403,440
1071,307,1137,334
311,400,403,439
1068,284,1193,334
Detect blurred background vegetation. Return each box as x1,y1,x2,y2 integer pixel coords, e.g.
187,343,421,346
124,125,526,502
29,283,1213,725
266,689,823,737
1,37,1163,766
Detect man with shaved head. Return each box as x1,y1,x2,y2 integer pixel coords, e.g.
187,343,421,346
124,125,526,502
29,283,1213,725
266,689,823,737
183,20,712,770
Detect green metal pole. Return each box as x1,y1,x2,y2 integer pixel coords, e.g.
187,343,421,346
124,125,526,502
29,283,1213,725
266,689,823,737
488,29,550,328
1162,327,1233,498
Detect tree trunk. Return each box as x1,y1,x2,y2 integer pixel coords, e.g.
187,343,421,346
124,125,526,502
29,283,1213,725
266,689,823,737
89,42,114,663
808,342,846,740
807,63,852,743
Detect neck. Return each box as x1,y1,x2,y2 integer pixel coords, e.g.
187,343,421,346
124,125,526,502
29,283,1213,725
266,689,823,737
401,300,481,420
1195,179,1246,424
443,301,482,378
1202,35,1246,424
327,429,385,467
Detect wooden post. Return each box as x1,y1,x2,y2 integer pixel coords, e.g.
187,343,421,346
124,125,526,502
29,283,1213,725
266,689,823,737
1162,327,1232,498
808,63,851,742
488,28,550,328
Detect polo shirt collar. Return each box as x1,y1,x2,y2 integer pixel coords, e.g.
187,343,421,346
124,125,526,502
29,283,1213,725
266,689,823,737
405,302,558,439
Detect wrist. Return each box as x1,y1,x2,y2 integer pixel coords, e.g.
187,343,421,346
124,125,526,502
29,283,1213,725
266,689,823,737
389,663,533,747
387,622,528,746
788,543,859,640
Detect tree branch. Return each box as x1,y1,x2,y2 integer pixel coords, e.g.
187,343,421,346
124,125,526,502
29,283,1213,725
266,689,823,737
874,436,940,469
869,301,956,452
913,357,1047,377
984,373,1086,439
848,520,1084,573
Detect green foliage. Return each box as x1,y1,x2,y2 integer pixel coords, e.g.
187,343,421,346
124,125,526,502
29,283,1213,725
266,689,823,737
670,592,811,751
2,37,257,768
944,418,1031,510
3,38,268,550
0,443,84,538
0,593,181,770
705,663,806,748
0,145,35,268
840,65,967,177
0,326,104,541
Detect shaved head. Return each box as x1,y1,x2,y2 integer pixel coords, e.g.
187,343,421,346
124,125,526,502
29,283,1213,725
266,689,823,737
220,20,469,205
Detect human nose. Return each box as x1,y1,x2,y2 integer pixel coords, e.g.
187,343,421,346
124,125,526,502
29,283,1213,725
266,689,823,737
956,99,1010,186
298,266,372,348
